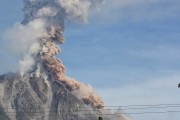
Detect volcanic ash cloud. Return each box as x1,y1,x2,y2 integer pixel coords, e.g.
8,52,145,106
14,0,105,110
4,0,131,119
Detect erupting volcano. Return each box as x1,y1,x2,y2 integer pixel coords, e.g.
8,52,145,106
0,0,130,120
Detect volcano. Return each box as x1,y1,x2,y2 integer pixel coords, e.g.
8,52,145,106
0,0,130,120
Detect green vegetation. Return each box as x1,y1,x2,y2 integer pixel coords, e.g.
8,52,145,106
99,117,103,120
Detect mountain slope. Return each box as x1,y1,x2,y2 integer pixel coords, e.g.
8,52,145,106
0,71,130,120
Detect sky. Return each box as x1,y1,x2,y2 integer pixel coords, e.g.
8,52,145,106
1,0,180,120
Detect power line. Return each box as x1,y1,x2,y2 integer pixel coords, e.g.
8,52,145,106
112,105,180,111
117,110,180,115
3,110,180,116
103,103,180,108
2,103,180,110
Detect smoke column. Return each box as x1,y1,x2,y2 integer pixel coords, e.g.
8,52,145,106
14,0,105,110
2,0,132,119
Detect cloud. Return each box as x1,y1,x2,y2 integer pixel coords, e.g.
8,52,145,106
91,0,180,23
97,74,180,120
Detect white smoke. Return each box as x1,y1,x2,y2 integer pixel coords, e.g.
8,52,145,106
2,0,104,74
57,0,104,22
4,19,46,74
23,0,104,23
56,0,92,22
36,7,57,17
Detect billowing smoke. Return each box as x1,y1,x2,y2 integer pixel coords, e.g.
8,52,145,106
4,19,46,74
4,0,130,119
20,0,105,110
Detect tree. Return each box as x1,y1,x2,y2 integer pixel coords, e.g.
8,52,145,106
99,117,103,120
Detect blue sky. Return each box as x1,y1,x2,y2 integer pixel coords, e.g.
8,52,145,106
1,0,180,120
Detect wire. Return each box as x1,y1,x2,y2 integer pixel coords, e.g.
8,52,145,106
103,103,180,108
2,103,180,110
111,105,180,110
3,110,180,116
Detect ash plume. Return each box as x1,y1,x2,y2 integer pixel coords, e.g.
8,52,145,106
3,0,130,119
21,0,105,110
